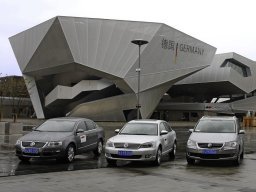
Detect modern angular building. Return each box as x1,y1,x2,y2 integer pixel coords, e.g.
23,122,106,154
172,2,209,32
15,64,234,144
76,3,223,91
158,52,256,121
9,16,217,121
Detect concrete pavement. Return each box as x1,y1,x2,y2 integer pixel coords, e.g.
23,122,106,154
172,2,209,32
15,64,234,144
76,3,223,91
1,154,256,192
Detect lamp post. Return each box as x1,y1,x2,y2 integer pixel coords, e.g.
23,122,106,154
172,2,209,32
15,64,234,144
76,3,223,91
131,39,148,119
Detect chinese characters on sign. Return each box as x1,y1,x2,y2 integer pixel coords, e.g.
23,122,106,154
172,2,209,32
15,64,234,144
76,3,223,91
161,38,175,50
161,38,204,56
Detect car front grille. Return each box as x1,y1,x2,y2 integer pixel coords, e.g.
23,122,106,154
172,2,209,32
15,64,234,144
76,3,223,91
111,154,142,159
22,141,47,148
189,152,235,159
197,143,223,149
22,152,40,156
114,143,141,149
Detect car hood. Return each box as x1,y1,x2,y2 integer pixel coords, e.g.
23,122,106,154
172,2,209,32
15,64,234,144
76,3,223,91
189,132,237,143
19,131,73,142
108,135,159,144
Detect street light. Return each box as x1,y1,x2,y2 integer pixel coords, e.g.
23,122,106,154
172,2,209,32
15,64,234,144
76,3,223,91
131,39,148,119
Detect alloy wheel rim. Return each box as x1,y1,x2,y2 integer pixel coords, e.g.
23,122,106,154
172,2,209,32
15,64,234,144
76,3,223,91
68,147,74,162
157,149,161,164
173,144,176,155
98,142,103,154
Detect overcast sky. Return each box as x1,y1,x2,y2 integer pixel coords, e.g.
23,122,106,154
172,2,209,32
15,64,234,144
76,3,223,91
1,0,255,76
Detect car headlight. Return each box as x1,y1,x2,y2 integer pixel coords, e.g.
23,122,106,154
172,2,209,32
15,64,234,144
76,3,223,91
187,139,197,148
106,140,114,147
47,141,62,147
16,140,21,145
224,141,237,148
140,142,154,148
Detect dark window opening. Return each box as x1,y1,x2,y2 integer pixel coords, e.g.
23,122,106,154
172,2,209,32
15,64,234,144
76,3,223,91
221,59,251,77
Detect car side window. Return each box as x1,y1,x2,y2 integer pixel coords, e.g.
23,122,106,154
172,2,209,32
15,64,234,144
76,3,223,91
236,119,241,132
76,121,87,131
159,123,167,133
164,122,172,132
85,120,96,130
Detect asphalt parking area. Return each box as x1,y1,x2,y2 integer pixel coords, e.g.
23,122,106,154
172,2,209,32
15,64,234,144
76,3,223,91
0,126,256,192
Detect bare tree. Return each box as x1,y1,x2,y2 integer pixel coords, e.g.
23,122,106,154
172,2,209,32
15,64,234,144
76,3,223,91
5,76,29,122
0,75,32,122
0,74,9,121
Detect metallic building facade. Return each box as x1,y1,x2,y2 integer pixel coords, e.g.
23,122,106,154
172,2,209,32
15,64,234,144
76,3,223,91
163,52,256,119
9,16,216,121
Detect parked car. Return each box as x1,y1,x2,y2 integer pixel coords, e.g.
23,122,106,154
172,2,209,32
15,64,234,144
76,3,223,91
186,116,245,165
105,119,177,166
15,117,104,163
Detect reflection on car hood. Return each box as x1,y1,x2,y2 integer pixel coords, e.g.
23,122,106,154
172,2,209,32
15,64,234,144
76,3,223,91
109,135,159,144
19,131,73,142
189,132,237,143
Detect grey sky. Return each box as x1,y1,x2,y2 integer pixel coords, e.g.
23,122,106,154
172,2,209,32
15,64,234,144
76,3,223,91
1,0,255,75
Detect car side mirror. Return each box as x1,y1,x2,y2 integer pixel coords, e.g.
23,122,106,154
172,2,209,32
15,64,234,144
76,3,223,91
115,129,120,134
32,127,36,131
76,129,84,134
160,130,168,135
239,130,245,134
188,129,194,133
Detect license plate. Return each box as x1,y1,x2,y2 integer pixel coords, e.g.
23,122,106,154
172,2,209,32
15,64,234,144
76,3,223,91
23,148,39,154
203,149,216,154
118,151,133,157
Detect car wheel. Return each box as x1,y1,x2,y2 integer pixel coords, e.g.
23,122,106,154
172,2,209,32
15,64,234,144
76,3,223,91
106,158,117,166
18,156,30,162
186,155,195,165
64,144,75,163
169,141,177,160
240,149,244,159
93,140,103,156
153,147,162,166
234,150,241,166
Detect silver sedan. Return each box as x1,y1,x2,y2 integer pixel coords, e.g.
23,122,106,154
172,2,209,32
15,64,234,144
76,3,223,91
186,116,245,165
105,119,177,166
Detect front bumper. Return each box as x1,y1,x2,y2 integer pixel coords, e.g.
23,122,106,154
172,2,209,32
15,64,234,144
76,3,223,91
105,147,157,161
15,145,66,159
186,147,238,161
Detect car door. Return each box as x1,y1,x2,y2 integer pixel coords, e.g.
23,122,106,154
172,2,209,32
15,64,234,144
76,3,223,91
75,121,90,153
159,122,169,153
236,119,244,151
84,120,98,151
164,122,175,150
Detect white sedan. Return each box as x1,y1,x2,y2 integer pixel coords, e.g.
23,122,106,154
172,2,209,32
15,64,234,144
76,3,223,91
105,119,177,166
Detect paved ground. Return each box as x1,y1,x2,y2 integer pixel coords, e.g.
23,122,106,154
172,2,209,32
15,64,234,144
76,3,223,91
0,125,256,192
1,153,256,192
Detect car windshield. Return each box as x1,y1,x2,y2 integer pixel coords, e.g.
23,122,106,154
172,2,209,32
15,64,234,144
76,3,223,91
35,120,76,132
119,123,158,136
194,120,236,133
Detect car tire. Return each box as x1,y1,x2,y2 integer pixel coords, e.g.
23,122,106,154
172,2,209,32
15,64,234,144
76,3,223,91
169,141,177,160
93,140,103,156
64,144,75,163
153,147,162,166
18,156,30,162
240,149,244,159
186,155,195,165
234,149,241,166
106,158,117,166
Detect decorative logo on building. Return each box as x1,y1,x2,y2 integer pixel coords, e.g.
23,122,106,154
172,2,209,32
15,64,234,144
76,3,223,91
161,38,204,64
